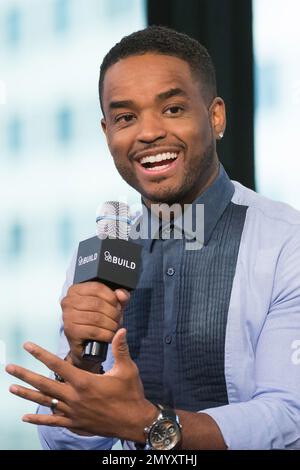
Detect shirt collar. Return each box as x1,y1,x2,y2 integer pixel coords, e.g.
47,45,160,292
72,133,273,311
134,163,234,252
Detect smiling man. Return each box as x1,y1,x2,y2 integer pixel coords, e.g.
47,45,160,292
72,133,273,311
6,26,300,450
100,51,223,207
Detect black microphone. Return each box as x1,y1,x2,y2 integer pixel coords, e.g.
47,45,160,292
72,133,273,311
73,201,142,371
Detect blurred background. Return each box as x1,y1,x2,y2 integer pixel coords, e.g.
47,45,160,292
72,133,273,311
0,0,299,449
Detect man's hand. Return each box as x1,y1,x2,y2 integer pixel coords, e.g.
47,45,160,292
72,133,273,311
5,329,158,443
61,282,130,371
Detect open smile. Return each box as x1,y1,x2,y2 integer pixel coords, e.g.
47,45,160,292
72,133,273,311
135,151,180,177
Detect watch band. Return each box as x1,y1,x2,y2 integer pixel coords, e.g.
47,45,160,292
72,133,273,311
156,403,177,421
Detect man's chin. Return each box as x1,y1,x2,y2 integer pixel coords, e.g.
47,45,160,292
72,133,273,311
141,187,185,206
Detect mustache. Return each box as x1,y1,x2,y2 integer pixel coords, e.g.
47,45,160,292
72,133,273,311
129,143,184,161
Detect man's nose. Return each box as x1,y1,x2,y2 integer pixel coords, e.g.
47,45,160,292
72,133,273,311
136,114,167,143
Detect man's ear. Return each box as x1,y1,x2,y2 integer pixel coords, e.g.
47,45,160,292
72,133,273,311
209,97,226,140
101,118,107,136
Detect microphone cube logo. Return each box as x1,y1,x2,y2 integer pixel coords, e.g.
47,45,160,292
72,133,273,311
78,253,98,266
104,251,112,262
103,250,136,270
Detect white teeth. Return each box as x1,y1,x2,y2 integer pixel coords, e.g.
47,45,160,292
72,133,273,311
146,163,170,171
139,152,178,165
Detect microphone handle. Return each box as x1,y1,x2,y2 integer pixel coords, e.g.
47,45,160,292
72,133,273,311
82,280,122,366
82,340,108,370
81,280,124,369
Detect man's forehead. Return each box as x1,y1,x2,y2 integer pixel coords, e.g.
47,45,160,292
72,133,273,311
107,52,191,71
102,54,197,102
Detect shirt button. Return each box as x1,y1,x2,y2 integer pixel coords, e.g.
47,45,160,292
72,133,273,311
167,267,175,276
165,335,172,344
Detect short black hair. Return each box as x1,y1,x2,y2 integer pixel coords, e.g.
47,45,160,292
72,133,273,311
99,25,217,114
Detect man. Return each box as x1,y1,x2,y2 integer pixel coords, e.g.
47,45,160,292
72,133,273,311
6,26,300,450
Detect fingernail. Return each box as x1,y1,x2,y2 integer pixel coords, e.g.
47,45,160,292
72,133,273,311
116,289,130,300
22,416,30,422
24,342,34,353
123,290,130,300
5,364,15,374
9,385,18,394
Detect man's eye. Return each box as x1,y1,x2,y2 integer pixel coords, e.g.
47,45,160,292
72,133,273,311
165,106,183,115
115,114,134,123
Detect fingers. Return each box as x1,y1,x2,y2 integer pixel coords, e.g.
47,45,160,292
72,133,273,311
6,362,68,399
65,323,117,344
22,413,74,428
112,328,130,360
61,283,131,367
67,428,95,436
6,343,75,385
111,328,133,370
66,282,119,308
63,294,122,321
64,306,121,330
115,289,131,310
9,384,70,415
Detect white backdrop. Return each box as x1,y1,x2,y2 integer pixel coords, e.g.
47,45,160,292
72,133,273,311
254,0,300,209
0,0,145,449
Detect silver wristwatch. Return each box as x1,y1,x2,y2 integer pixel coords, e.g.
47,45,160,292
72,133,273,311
144,404,182,450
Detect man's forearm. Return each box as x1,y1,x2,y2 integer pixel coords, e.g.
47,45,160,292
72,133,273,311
130,405,227,450
176,411,227,450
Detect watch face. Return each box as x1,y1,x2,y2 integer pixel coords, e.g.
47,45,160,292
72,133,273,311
149,419,181,450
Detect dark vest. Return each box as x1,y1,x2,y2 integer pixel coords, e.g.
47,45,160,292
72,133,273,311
123,202,248,412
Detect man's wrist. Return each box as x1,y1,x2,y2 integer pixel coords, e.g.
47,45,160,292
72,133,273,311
133,401,159,445
143,404,182,450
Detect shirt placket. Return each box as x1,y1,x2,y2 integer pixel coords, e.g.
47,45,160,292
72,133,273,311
161,233,184,406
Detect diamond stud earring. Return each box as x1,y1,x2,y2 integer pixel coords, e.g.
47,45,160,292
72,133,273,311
218,132,224,139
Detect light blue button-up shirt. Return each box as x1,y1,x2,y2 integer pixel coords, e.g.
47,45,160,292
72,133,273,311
38,167,300,450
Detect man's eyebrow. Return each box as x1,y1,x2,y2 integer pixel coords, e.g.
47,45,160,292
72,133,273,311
108,88,188,111
156,88,188,101
109,99,135,110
